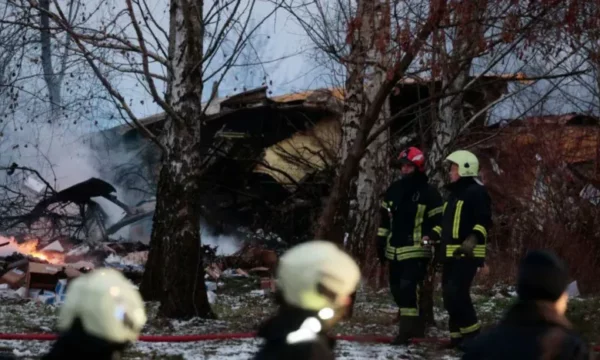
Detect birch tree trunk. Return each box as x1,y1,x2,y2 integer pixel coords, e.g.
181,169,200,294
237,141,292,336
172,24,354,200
39,0,78,116
424,1,487,326
140,0,213,319
428,1,486,185
346,1,392,262
39,0,61,115
315,0,446,247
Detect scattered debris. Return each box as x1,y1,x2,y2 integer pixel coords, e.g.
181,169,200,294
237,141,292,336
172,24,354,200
567,280,580,298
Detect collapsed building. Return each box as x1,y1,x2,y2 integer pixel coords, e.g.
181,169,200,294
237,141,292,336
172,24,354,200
469,113,600,290
91,74,523,246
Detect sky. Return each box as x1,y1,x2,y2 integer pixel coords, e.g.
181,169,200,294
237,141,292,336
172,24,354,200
119,0,331,121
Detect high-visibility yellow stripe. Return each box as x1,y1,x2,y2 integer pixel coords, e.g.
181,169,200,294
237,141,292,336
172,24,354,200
400,308,418,316
385,245,432,260
432,226,442,236
450,332,462,338
413,204,426,243
473,224,487,239
397,250,432,261
378,228,390,237
460,322,481,335
452,201,464,239
443,202,448,213
427,206,443,217
445,245,486,258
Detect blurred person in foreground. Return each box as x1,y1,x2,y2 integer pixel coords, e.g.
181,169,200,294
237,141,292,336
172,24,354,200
43,268,147,360
462,250,593,360
253,240,361,360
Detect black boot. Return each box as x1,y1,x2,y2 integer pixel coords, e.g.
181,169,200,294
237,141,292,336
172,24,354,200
391,316,418,346
414,315,426,338
457,329,480,352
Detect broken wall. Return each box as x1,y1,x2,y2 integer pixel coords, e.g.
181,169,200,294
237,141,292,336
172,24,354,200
474,121,600,292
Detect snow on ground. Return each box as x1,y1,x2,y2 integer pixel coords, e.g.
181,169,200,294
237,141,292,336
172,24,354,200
0,276,596,359
0,338,461,360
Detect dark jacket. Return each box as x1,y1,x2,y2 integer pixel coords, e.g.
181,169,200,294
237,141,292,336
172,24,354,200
432,177,491,265
43,319,128,360
377,172,443,262
253,307,335,360
462,301,593,360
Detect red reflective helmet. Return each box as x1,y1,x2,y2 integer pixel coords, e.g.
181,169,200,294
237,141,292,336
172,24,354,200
397,147,426,172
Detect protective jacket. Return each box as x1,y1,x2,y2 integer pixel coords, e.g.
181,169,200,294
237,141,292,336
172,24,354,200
462,301,593,360
43,319,128,360
253,307,335,360
432,177,492,265
377,172,443,262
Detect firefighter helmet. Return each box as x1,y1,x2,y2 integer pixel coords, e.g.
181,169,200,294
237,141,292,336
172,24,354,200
396,147,426,172
276,240,360,312
445,150,479,177
57,268,147,344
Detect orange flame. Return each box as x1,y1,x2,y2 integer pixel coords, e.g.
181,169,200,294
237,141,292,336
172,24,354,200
15,238,65,265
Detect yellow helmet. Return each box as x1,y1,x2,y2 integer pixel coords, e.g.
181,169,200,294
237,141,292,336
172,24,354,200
276,240,360,312
57,268,147,344
445,150,479,177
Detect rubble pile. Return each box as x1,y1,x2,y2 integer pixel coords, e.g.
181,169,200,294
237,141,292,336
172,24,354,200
0,235,149,304
204,243,279,302
0,235,281,306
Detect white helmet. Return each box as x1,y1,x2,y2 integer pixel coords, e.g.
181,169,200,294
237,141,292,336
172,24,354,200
276,240,361,312
58,268,147,344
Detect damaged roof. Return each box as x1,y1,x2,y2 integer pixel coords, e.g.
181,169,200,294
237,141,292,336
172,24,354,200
476,113,600,191
109,72,528,137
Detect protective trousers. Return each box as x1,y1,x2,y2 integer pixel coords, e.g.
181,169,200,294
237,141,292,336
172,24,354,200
442,259,480,343
389,259,427,318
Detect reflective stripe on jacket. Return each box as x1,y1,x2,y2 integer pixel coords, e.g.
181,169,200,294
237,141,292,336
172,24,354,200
377,173,443,262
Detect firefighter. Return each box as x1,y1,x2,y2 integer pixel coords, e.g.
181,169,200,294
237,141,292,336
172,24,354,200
462,250,592,360
377,147,443,345
43,268,147,360
429,150,492,350
253,240,361,360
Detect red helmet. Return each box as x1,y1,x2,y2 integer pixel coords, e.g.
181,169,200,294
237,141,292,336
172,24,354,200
397,147,425,172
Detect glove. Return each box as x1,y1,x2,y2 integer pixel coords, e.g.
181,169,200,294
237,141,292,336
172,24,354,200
453,235,477,259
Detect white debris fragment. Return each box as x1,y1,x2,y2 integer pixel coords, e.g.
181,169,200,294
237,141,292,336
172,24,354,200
207,290,217,304
41,240,64,253
67,245,90,256
205,281,217,292
567,281,580,298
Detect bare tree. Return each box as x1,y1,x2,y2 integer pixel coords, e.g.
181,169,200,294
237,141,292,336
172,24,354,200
39,0,81,115
3,0,282,318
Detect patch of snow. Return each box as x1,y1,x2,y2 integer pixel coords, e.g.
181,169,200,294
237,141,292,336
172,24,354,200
0,339,462,359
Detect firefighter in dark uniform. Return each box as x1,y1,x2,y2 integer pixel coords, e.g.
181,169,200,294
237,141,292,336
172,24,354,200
254,240,360,360
429,150,492,349
377,147,443,345
462,250,593,360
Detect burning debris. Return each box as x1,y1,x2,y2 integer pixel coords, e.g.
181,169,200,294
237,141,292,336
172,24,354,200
0,237,65,265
